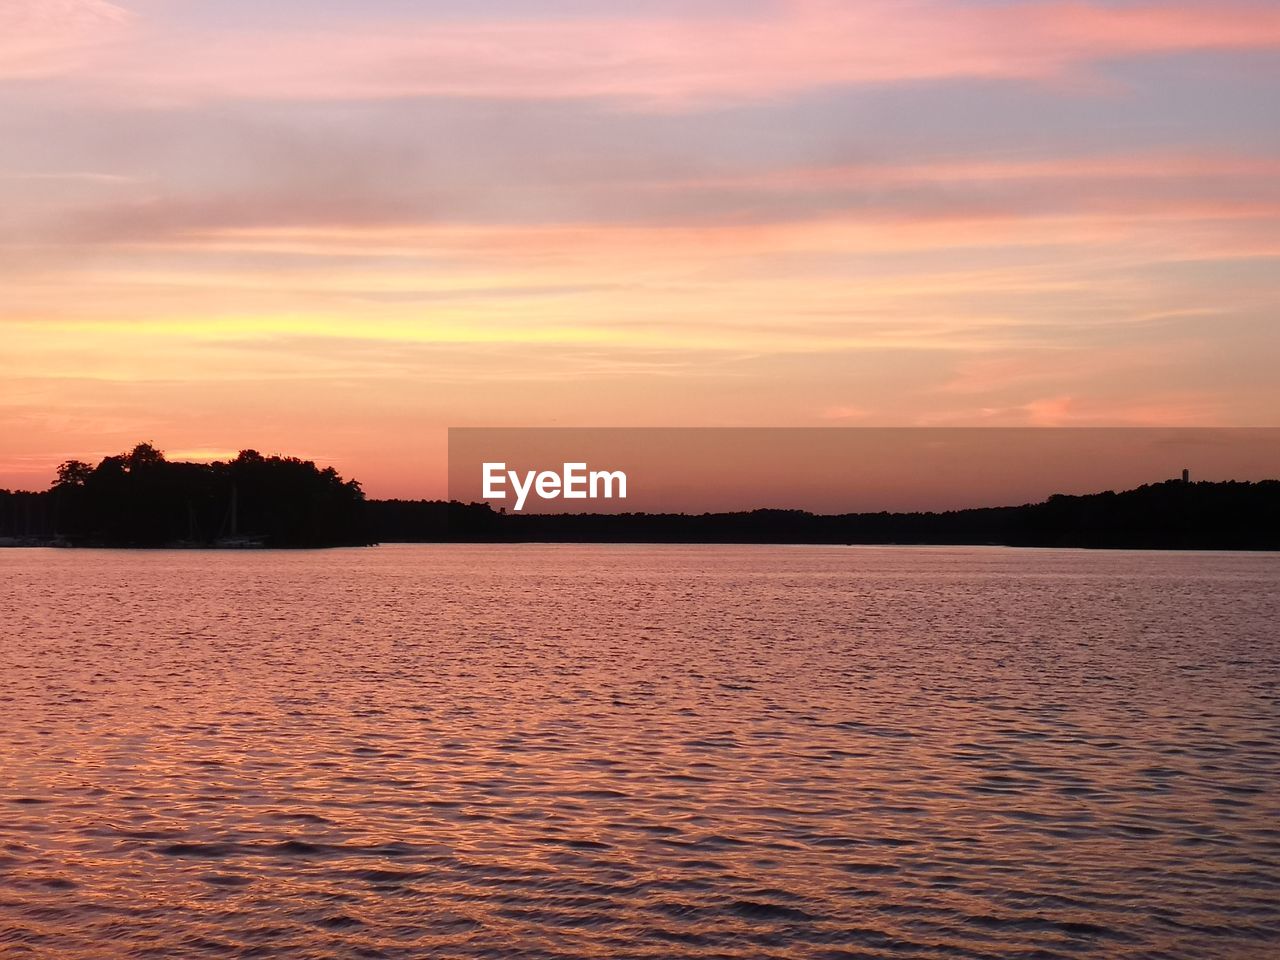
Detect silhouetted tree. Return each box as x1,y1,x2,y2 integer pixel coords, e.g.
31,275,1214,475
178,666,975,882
13,444,372,547
55,460,94,488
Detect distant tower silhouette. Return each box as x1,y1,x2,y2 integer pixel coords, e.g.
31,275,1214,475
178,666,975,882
1182,468,1190,484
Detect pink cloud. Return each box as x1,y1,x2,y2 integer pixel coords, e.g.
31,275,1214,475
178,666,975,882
0,0,130,79
20,1,1280,104
918,393,1228,427
646,152,1280,193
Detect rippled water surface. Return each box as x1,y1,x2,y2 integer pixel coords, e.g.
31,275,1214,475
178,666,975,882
2,545,1278,959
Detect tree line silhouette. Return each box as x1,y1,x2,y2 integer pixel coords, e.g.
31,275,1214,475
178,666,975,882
2,444,1277,549
0,444,371,547
368,479,1280,550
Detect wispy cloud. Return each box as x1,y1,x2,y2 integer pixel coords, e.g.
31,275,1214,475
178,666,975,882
17,1,1280,105
0,0,131,79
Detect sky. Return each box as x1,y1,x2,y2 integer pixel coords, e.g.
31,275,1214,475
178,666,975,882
1,0,1278,497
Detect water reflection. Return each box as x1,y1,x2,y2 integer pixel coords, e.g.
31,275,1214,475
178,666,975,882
2,545,1278,957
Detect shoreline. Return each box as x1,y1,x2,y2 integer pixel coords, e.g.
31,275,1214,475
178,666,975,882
4,540,1277,553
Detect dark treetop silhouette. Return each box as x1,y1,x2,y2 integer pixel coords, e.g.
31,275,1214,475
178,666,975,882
2,444,1278,549
368,480,1280,550
0,444,371,548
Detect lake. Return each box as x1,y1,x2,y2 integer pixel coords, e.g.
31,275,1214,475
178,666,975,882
1,545,1277,958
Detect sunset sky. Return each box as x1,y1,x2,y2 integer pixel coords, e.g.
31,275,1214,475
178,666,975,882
2,0,1278,497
